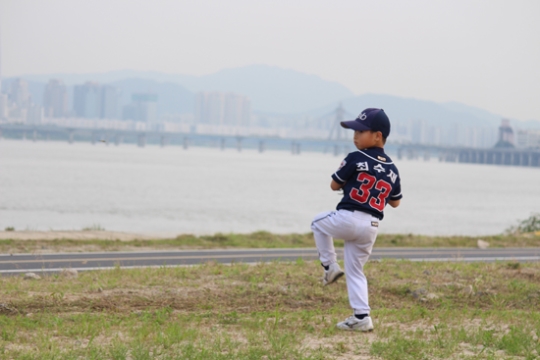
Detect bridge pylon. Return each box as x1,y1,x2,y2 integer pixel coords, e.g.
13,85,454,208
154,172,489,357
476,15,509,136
327,103,348,142
325,103,351,155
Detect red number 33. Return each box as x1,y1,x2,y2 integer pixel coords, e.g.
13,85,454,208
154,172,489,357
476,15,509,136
350,173,392,211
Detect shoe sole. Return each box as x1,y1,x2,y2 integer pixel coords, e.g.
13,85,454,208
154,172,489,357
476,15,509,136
324,271,344,286
337,325,374,332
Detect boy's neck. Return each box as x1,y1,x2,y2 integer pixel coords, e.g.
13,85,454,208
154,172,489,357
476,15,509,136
373,140,385,148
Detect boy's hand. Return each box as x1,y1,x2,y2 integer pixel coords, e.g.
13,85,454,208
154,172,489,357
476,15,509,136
330,180,343,191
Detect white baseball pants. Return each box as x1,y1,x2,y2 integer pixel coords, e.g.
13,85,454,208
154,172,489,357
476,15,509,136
311,209,379,314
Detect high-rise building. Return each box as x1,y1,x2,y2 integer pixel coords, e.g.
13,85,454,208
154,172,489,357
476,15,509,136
0,93,8,119
73,82,120,119
195,92,251,126
101,85,119,119
73,82,101,118
122,93,158,122
516,129,540,149
9,79,31,109
224,93,251,127
27,104,44,124
43,79,68,118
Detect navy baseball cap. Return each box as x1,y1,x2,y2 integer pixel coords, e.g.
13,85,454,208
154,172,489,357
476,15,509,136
340,108,391,139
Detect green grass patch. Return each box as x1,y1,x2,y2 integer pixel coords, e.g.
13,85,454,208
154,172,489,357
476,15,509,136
1,260,540,359
1,230,540,254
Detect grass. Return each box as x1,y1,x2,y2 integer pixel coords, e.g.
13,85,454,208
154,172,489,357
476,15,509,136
81,224,106,231
1,260,540,359
1,230,540,254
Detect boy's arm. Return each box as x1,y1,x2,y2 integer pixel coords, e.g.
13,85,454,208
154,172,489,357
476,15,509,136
330,179,343,191
388,199,400,208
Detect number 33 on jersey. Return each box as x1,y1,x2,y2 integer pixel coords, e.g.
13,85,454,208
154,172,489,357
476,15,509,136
332,147,402,220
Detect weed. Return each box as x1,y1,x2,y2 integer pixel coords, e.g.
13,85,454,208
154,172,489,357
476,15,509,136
82,224,105,231
507,213,540,234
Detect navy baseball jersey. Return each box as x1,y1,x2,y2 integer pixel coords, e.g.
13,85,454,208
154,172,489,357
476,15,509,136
331,147,402,220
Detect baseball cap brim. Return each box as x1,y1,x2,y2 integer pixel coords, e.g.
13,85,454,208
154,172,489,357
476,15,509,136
340,120,371,132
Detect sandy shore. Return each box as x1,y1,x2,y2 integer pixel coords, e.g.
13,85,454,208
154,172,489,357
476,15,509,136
0,231,171,241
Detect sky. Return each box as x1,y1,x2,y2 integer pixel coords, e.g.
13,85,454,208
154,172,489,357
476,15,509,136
1,0,539,121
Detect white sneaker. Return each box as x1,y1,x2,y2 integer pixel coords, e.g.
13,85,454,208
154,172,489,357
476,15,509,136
323,263,344,286
337,315,374,332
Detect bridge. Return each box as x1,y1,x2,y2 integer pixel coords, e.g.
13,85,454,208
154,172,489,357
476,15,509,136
0,104,363,156
3,105,539,168
0,122,354,156
397,143,540,167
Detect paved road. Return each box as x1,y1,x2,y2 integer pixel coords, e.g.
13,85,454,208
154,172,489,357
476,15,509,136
2,248,540,275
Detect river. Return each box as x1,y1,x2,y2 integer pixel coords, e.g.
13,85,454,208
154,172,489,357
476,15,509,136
1,140,538,236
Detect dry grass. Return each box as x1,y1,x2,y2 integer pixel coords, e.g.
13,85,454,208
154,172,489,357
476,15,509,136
1,259,540,359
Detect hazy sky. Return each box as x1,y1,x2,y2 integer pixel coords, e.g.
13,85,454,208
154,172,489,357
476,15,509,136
1,0,539,120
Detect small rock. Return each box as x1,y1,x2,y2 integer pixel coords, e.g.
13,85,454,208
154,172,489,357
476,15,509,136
97,287,103,293
463,285,474,295
411,288,427,299
423,270,431,275
26,313,33,317
61,268,78,278
426,293,439,300
24,272,41,280
477,239,490,249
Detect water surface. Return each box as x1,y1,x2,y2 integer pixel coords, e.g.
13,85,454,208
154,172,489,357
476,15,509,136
1,140,538,236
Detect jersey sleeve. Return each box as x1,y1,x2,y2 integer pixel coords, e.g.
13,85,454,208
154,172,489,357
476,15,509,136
389,167,403,201
331,153,357,184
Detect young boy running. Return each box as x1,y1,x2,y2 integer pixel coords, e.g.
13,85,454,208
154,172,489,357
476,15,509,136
311,108,402,332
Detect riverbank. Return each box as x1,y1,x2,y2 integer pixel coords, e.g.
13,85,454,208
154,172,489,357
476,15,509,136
0,230,162,241
1,230,539,254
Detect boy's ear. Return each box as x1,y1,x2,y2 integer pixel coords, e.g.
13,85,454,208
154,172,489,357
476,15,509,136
375,131,386,144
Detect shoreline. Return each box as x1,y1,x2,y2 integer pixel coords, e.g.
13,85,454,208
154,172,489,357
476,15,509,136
2,229,540,241
0,230,170,241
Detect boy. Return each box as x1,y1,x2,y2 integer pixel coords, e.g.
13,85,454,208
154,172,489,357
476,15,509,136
311,108,402,332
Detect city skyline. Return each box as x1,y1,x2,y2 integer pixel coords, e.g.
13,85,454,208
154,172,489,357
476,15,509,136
1,0,539,122
3,74,539,150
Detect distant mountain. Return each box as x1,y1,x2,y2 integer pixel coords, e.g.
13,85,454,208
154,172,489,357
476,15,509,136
177,65,355,114
4,65,540,129
11,65,355,114
340,94,499,127
303,93,540,129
